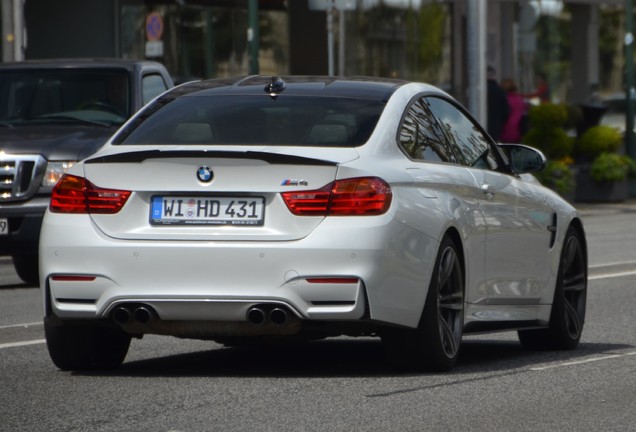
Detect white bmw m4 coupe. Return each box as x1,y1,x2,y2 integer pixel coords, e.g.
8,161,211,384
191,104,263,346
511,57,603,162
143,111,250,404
40,76,587,372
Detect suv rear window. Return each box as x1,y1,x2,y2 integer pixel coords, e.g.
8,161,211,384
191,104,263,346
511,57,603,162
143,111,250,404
115,95,384,147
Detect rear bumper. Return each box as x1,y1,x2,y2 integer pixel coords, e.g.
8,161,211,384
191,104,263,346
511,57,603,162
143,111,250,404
47,275,368,322
40,211,438,329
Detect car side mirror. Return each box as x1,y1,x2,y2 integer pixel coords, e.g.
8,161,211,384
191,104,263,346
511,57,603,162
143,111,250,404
498,143,546,174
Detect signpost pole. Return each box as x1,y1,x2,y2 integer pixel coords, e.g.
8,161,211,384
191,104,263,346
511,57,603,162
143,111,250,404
309,0,354,76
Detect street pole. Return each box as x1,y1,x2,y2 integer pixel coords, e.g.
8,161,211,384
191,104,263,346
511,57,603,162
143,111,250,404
327,0,334,76
626,0,636,196
2,0,14,62
248,0,259,75
12,0,22,61
338,8,345,76
467,0,487,126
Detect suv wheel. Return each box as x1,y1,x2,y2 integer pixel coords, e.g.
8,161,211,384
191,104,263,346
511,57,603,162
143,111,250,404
12,254,39,286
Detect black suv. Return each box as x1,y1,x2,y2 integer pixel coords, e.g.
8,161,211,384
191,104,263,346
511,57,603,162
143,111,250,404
0,59,174,284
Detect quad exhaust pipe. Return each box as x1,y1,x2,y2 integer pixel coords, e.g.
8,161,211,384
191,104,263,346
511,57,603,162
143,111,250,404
269,307,288,325
246,306,266,325
112,306,132,325
133,305,155,324
112,304,157,326
246,305,291,326
113,303,292,327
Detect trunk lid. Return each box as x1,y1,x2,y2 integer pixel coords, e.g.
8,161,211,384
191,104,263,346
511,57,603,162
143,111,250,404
82,146,358,241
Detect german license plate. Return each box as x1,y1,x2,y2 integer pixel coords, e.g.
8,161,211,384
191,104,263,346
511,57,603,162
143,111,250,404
0,218,7,235
150,196,265,226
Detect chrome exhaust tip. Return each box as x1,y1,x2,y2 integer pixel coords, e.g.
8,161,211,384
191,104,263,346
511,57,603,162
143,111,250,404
246,307,266,325
133,305,155,325
269,308,288,325
112,306,132,325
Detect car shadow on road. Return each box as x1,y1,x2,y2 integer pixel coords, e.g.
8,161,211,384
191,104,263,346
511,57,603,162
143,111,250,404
83,337,635,379
0,281,35,289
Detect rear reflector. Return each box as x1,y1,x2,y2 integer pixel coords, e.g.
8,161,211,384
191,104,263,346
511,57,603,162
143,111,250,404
50,174,131,214
51,275,96,282
306,278,359,284
282,177,392,216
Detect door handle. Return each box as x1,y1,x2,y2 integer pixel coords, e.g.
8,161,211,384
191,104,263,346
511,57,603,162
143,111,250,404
481,184,494,199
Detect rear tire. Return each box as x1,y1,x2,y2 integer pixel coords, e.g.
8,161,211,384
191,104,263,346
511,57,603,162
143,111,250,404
12,254,39,286
383,236,464,372
44,317,131,371
518,225,587,350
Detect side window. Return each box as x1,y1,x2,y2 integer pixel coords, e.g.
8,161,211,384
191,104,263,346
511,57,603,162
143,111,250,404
426,96,499,170
142,74,168,105
398,98,458,163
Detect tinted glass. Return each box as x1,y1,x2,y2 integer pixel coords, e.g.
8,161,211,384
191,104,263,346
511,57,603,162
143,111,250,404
399,98,457,163
426,97,498,170
142,74,168,105
116,95,384,147
0,69,131,125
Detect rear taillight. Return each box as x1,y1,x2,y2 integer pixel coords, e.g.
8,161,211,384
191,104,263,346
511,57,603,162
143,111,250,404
50,174,131,214
282,177,392,216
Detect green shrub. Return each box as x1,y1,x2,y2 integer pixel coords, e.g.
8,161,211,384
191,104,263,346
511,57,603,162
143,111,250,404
527,103,569,129
522,127,573,159
535,159,574,195
575,125,622,160
589,153,635,182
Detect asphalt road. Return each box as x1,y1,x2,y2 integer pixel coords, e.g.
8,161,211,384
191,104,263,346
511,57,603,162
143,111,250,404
1,203,636,432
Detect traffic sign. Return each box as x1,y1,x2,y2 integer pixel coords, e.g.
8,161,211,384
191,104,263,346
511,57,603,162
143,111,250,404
146,12,164,42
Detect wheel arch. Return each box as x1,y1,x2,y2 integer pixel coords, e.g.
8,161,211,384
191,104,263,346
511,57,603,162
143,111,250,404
567,217,588,268
443,226,466,286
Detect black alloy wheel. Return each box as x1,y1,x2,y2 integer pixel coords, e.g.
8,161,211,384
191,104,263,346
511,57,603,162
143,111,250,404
518,225,587,350
383,235,465,372
422,236,465,368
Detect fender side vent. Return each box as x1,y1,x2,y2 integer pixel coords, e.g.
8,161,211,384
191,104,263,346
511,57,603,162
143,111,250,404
548,212,558,248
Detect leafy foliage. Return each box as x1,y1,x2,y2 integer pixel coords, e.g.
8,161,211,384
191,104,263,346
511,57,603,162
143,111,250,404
522,103,573,159
575,125,622,160
535,159,575,195
590,153,636,182
405,3,446,83
527,103,569,129
523,127,573,160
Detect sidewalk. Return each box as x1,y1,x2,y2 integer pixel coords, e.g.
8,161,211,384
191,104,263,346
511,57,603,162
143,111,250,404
574,199,636,217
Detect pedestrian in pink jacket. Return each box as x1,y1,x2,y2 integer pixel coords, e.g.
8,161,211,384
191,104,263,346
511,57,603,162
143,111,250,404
500,79,527,143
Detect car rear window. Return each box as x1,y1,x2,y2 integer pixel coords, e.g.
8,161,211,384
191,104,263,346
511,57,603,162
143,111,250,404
115,95,385,147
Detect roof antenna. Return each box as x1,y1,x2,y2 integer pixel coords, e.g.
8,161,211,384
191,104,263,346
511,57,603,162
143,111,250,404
264,76,286,99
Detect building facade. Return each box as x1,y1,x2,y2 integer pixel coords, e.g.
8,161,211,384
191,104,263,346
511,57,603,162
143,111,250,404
3,0,630,113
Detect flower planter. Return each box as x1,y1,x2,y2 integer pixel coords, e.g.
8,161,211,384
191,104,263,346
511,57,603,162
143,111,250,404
574,165,628,203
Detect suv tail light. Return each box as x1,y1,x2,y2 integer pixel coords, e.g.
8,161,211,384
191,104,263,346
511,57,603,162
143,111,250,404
50,174,131,214
282,177,392,216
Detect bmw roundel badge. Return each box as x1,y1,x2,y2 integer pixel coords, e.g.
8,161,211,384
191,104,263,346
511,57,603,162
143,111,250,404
196,165,213,183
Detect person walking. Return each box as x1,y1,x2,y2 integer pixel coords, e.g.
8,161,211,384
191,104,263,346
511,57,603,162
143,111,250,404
487,66,510,142
500,78,527,143
523,72,551,104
